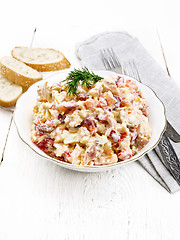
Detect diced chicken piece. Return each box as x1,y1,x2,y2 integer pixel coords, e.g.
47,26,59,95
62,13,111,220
37,101,51,111
98,135,109,145
103,91,117,105
84,98,95,110
119,107,142,128
97,153,118,165
77,127,91,144
64,133,80,144
78,109,89,119
97,122,106,134
102,75,120,95
54,143,69,157
88,82,103,97
109,154,118,164
70,144,83,165
65,110,83,128
54,129,69,143
96,113,108,123
37,82,51,101
136,119,152,146
136,135,149,147
103,140,113,154
105,112,118,128
52,90,67,103
49,109,59,119
137,117,152,137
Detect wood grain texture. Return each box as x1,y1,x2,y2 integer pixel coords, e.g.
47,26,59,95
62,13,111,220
0,109,13,161
157,26,180,88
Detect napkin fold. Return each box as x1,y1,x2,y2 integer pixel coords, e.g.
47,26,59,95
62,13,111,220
75,32,180,193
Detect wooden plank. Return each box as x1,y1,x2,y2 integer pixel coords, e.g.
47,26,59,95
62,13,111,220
0,109,13,161
157,26,180,87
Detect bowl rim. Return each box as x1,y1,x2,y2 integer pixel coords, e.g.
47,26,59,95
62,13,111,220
14,70,167,170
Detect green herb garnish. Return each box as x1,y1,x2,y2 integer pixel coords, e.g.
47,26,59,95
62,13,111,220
63,67,103,96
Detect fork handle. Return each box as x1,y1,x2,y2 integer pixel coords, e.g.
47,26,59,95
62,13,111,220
155,132,180,185
166,121,180,143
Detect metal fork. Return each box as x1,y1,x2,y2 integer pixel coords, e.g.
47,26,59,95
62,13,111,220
100,48,180,143
100,48,180,185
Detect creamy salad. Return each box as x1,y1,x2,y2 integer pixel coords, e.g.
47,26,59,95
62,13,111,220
31,74,152,165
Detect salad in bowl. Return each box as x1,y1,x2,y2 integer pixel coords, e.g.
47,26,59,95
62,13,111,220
14,68,166,172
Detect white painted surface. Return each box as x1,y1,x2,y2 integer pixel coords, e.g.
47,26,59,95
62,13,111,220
0,110,13,159
0,0,180,239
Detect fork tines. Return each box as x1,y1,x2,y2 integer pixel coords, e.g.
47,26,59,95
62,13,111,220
123,60,142,82
100,48,121,70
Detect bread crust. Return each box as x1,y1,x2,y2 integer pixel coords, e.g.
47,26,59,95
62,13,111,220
0,93,22,107
0,60,43,88
0,74,23,107
11,47,71,72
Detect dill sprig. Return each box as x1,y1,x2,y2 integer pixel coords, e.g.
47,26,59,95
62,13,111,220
63,67,103,96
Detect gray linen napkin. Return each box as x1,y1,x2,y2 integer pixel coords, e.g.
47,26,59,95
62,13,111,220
75,31,180,193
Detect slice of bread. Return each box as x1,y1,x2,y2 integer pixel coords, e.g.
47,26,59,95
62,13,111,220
0,56,43,88
11,47,71,72
0,73,22,107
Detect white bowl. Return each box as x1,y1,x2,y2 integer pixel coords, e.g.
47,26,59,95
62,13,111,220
14,70,166,172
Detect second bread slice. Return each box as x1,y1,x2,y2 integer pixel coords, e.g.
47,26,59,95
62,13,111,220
11,47,71,72
0,56,43,88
